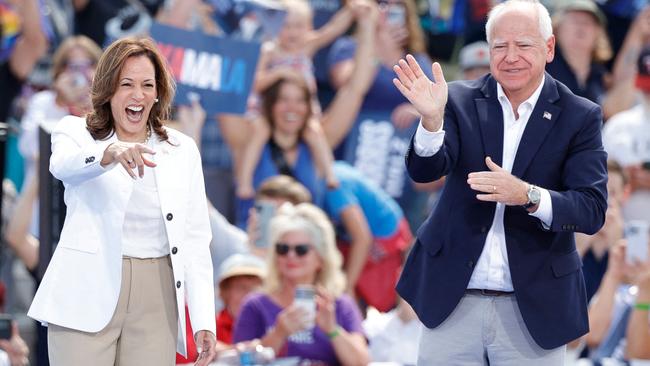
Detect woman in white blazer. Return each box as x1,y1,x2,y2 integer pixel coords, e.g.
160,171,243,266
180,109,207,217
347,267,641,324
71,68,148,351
28,37,217,366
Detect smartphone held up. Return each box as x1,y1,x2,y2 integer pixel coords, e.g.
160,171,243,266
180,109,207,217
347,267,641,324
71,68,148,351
625,220,649,264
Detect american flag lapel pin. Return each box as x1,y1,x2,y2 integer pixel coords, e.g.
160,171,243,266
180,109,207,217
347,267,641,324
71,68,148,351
543,111,552,120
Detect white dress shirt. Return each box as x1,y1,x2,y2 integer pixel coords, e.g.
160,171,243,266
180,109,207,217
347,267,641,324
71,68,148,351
413,77,553,291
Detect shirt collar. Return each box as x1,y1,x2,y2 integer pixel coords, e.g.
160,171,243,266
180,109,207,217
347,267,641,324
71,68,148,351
496,74,546,111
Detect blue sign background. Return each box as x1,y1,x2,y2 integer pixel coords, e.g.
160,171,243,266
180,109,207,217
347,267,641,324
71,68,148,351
150,22,261,115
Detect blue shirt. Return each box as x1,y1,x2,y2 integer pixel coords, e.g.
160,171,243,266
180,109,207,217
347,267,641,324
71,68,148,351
324,162,403,238
327,37,433,112
236,142,325,227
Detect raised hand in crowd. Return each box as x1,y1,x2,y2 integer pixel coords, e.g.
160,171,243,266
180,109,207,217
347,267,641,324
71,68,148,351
53,67,93,116
315,286,337,334
625,251,650,359
265,304,313,348
0,322,29,366
392,55,448,132
603,5,650,119
4,172,39,272
585,241,628,349
626,164,650,191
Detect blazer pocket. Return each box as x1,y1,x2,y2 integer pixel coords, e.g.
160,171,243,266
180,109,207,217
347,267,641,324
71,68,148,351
551,250,582,278
57,224,99,254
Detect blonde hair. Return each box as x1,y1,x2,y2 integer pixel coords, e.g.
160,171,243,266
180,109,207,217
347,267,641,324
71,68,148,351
552,10,612,63
256,175,312,204
51,35,102,81
264,203,346,296
402,0,426,54
281,0,314,23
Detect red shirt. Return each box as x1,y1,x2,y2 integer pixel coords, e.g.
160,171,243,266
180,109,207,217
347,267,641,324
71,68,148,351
216,309,234,344
175,307,234,364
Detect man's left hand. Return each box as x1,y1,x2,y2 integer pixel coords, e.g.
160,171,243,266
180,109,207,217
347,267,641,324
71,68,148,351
194,330,217,366
467,157,528,206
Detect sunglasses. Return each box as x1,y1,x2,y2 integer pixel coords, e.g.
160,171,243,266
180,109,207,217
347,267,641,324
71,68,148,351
275,243,311,257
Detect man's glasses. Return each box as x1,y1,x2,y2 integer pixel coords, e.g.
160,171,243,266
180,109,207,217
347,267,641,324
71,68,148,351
275,243,311,257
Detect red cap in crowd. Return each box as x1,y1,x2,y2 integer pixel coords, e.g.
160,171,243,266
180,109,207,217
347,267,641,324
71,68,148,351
635,47,650,93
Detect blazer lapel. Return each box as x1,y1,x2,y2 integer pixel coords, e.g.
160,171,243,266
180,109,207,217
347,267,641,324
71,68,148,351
511,74,561,178
476,77,505,167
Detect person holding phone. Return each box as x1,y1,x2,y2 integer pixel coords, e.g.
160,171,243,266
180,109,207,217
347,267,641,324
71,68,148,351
604,46,650,224
27,37,217,366
0,317,29,366
328,0,430,130
233,203,369,365
19,36,102,178
626,243,650,360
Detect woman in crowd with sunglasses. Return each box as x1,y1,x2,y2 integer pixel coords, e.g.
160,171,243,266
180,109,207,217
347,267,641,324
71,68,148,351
233,203,369,365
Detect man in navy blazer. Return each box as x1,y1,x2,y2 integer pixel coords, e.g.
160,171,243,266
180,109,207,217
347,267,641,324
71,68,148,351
393,1,607,364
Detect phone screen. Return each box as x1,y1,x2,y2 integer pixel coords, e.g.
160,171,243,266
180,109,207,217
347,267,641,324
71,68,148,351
625,220,649,264
254,201,276,248
0,314,13,340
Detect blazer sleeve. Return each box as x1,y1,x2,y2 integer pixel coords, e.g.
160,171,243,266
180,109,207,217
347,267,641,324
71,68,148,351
49,116,116,186
548,105,608,235
183,140,217,337
405,103,461,183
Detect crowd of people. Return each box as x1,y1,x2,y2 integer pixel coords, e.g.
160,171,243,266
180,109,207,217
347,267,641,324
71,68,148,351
0,0,650,365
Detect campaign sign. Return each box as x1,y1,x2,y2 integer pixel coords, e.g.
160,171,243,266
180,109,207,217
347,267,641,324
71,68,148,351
150,22,261,115
341,111,417,200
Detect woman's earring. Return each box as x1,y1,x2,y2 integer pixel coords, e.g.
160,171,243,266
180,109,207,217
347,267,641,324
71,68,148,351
154,98,159,103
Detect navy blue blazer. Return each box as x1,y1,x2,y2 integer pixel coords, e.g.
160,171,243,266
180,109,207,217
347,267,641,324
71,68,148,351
396,73,608,350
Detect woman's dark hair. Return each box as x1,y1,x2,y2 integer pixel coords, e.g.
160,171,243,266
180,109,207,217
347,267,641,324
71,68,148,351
86,37,175,142
260,77,313,134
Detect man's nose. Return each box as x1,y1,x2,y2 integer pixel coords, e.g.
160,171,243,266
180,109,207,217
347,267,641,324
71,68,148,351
505,45,519,63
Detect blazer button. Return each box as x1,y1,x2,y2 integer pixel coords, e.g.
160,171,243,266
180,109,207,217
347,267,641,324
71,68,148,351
480,226,488,233
467,261,474,268
176,281,181,289
166,213,173,221
171,247,178,254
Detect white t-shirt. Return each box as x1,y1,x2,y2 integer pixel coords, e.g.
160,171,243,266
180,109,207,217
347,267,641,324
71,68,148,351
363,309,421,365
603,103,650,222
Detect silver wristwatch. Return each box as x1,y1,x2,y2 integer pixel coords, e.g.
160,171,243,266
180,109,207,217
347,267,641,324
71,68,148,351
522,184,541,209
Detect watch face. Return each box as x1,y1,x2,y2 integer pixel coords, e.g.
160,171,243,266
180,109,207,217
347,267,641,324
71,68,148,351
530,187,541,204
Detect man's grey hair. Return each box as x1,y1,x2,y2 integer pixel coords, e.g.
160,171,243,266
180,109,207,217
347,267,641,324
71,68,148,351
485,0,553,44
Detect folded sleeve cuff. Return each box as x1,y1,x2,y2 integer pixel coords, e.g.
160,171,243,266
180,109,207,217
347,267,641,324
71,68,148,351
413,120,445,157
529,187,553,229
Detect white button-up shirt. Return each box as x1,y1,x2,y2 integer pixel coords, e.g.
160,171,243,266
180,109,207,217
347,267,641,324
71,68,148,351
413,77,553,291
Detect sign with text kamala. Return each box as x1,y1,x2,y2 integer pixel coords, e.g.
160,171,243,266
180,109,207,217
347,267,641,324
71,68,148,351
150,22,261,115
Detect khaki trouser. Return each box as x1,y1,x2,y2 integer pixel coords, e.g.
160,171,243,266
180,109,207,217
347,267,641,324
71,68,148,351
48,256,178,366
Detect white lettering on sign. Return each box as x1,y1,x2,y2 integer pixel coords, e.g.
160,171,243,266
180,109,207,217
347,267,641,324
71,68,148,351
180,49,222,91
352,118,411,197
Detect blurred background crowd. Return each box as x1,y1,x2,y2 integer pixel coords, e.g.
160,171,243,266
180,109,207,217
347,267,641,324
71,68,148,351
1,0,650,365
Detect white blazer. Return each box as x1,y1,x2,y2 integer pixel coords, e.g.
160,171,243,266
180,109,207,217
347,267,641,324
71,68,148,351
28,116,215,356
